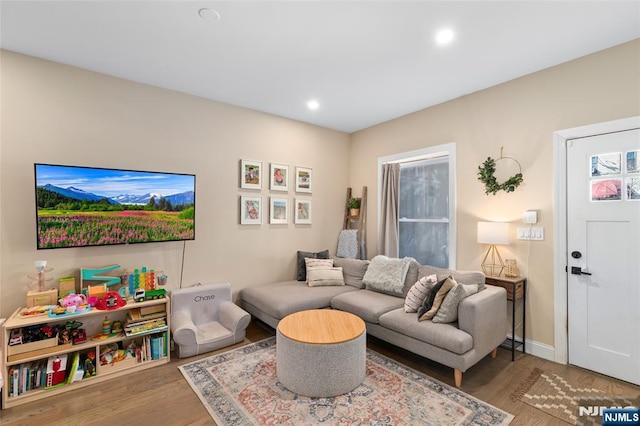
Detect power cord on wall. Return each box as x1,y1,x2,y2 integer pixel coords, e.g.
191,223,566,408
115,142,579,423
513,223,532,341
179,240,186,289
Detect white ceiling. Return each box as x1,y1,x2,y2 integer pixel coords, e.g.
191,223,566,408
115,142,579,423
1,1,639,133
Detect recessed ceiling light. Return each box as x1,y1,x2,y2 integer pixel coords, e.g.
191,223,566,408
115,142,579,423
435,28,455,45
198,8,221,21
307,100,320,110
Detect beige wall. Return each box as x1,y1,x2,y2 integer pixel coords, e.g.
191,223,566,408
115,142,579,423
2,39,639,352
0,50,350,318
349,39,640,348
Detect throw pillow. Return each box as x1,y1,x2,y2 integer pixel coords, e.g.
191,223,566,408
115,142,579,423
418,276,456,321
332,257,370,288
432,283,479,324
404,274,438,313
305,257,334,283
417,277,447,318
296,250,330,281
307,267,345,287
363,255,414,296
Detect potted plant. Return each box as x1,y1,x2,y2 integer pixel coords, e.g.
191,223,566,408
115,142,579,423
347,197,361,218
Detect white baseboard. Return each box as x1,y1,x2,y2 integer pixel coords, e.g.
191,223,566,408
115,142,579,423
508,333,556,362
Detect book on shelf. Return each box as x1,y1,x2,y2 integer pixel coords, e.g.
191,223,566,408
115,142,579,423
8,359,49,397
127,307,166,322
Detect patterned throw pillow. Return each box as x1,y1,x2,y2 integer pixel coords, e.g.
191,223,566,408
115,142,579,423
404,274,438,313
432,283,479,324
418,276,456,321
296,250,330,281
305,257,334,283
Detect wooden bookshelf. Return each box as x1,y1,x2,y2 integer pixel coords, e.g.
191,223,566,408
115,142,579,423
1,297,170,409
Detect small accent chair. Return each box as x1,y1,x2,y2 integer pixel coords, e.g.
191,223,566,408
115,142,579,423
170,282,250,358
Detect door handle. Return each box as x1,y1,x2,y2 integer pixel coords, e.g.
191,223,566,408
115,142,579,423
571,266,592,276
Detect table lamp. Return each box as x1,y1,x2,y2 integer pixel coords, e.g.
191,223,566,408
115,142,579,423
477,221,510,277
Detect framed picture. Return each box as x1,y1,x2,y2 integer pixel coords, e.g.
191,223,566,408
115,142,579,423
295,166,312,193
269,197,289,224
240,160,262,190
590,152,621,177
294,198,312,224
270,163,289,192
240,196,262,225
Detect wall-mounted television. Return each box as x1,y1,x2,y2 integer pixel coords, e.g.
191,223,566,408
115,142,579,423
34,163,195,249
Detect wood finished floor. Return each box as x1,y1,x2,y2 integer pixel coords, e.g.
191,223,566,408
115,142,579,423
1,320,639,426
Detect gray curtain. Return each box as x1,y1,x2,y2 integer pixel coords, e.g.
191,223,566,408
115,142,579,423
378,163,400,257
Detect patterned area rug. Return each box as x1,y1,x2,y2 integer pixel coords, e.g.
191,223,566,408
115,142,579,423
511,367,640,425
179,337,513,425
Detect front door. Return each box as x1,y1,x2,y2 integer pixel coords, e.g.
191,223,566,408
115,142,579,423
567,128,640,385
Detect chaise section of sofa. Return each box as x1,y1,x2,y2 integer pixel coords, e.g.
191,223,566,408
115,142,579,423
239,280,358,329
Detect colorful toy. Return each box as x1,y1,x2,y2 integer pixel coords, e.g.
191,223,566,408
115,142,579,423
58,328,71,345
111,320,123,334
95,292,126,310
102,317,111,335
59,292,87,307
83,352,96,378
46,354,68,387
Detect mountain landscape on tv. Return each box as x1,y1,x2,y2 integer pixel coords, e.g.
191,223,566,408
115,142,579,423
40,183,195,206
34,164,196,249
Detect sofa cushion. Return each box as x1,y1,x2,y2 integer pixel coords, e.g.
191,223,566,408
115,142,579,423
363,256,417,296
432,283,479,324
378,308,473,355
331,289,403,324
332,257,370,288
418,277,456,321
239,280,357,320
307,267,345,287
296,250,330,281
404,274,438,313
418,265,485,290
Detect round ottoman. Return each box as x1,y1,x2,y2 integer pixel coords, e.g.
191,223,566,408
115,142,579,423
276,309,366,397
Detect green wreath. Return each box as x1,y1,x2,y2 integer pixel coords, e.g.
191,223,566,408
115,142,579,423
477,157,523,195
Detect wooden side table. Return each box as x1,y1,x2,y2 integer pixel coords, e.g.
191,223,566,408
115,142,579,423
485,276,526,361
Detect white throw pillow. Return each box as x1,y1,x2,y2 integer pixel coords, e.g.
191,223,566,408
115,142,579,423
307,266,345,287
305,257,334,283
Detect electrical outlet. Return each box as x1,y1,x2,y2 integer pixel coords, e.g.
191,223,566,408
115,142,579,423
517,227,544,241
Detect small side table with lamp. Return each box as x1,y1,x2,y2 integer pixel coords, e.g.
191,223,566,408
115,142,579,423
477,221,526,361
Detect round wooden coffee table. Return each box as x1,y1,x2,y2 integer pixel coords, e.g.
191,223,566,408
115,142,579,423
276,309,366,397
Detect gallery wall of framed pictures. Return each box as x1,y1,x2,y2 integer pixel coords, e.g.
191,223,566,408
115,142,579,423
239,159,313,225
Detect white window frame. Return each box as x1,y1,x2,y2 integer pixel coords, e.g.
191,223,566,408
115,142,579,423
377,142,457,269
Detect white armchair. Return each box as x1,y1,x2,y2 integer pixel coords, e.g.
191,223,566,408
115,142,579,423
170,282,250,358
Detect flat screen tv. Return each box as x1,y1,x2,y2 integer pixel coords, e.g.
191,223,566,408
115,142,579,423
34,163,195,249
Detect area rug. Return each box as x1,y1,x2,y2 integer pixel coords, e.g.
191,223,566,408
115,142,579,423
511,367,640,425
179,337,513,425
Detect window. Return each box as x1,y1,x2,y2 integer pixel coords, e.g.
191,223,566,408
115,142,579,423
378,143,456,269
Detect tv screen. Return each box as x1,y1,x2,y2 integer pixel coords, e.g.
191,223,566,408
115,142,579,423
34,163,195,249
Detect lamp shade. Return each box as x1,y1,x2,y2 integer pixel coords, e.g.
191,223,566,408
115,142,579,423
477,222,510,245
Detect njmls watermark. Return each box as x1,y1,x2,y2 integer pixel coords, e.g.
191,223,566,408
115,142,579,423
578,406,640,425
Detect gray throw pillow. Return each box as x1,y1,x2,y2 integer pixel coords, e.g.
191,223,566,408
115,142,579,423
432,283,479,323
332,257,370,288
296,250,330,281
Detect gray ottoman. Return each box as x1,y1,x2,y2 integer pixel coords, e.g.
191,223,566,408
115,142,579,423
276,309,366,397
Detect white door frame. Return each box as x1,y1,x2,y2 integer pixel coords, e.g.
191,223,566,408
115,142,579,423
553,116,640,364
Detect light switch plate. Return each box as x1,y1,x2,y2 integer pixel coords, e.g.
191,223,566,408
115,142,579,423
517,227,544,241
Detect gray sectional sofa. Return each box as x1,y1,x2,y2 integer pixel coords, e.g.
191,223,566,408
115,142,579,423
238,256,508,387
